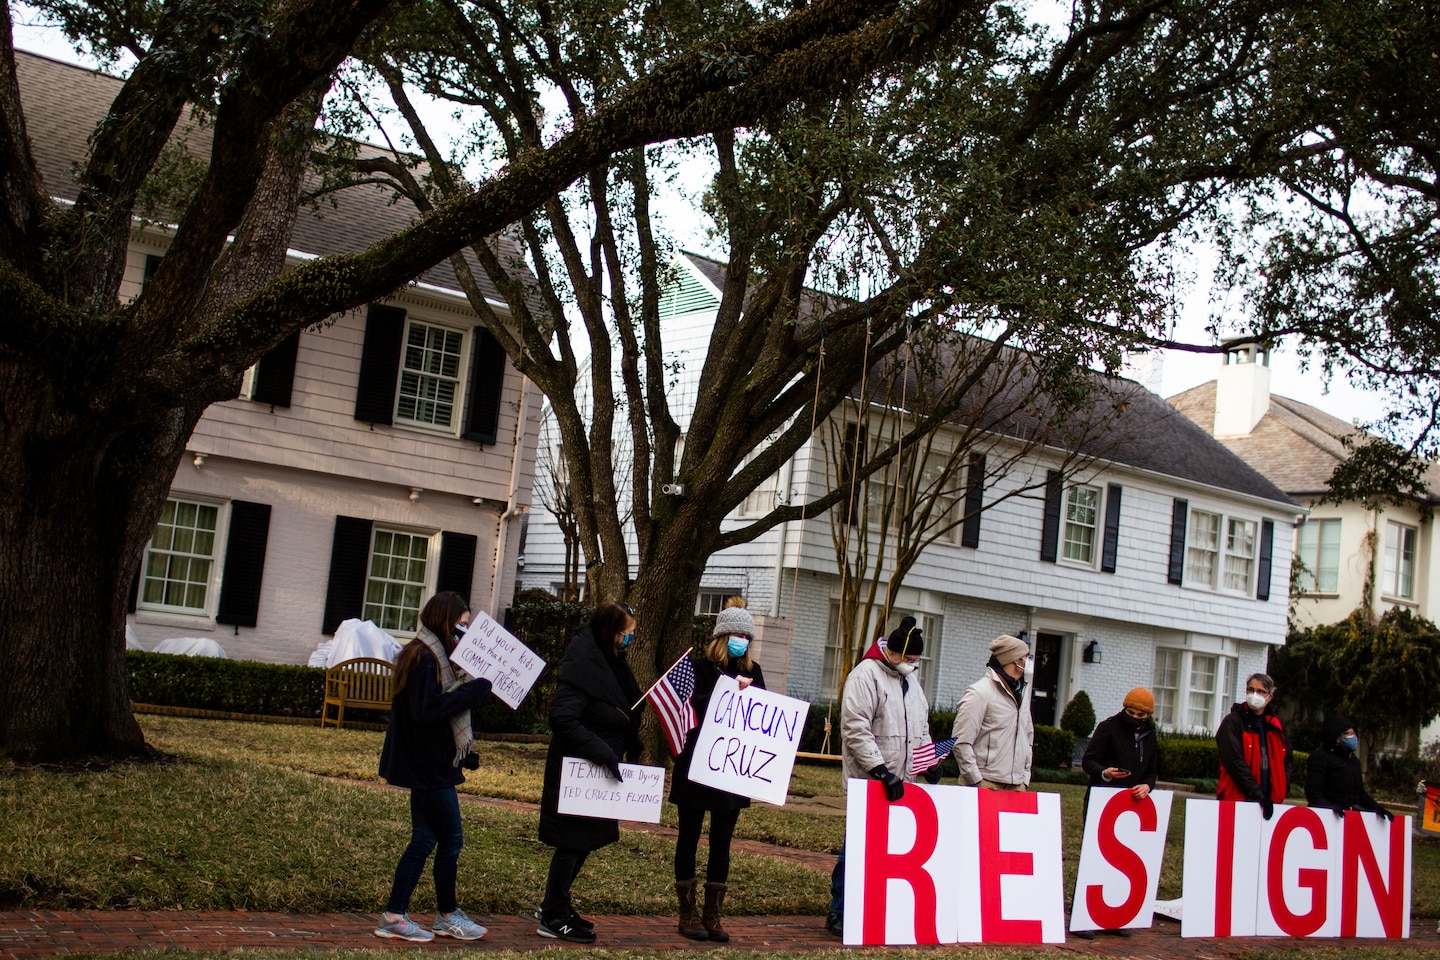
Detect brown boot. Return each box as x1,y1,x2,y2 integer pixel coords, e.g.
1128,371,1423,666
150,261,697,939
702,882,729,942
675,878,707,940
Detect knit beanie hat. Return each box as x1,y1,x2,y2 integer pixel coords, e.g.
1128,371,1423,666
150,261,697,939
988,634,1029,666
886,617,924,657
1122,687,1155,716
713,605,757,638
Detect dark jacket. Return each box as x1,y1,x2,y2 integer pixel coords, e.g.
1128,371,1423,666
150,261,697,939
1081,710,1159,789
538,624,643,851
378,646,492,790
1216,701,1291,803
669,654,766,811
1306,714,1388,815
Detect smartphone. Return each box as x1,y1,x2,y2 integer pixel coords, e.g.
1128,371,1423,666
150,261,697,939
1111,769,1131,778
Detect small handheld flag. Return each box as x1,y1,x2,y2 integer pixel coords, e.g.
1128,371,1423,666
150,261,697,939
647,653,698,755
910,737,957,777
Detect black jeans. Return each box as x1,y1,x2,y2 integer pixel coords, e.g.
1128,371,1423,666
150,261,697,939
386,786,463,915
673,805,741,883
541,847,591,920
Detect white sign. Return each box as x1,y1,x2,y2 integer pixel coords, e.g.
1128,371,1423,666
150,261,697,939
449,611,546,709
1070,787,1173,932
842,780,1066,945
556,756,665,823
686,675,808,806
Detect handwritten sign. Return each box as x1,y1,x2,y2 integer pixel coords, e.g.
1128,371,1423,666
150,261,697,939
686,675,808,806
449,611,545,709
556,756,665,823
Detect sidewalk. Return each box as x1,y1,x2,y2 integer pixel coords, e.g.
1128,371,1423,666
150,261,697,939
2,910,1438,958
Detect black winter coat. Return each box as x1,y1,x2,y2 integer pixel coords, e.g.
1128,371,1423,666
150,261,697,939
1306,714,1387,815
1081,711,1159,789
538,624,643,851
669,654,766,811
378,647,492,790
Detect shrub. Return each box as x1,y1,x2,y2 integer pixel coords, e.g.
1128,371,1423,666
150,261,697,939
1059,691,1096,738
1156,734,1218,779
1033,725,1075,769
127,650,325,716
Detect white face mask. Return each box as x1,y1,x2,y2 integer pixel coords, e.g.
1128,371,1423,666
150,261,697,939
1246,690,1269,712
893,661,917,676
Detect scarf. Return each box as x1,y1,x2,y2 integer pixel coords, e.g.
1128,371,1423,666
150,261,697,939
418,626,474,767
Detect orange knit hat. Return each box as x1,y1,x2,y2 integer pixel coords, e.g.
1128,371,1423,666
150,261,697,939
1122,687,1155,715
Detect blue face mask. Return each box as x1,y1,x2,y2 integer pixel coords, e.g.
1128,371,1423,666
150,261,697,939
1341,734,1359,753
727,636,750,658
620,632,634,649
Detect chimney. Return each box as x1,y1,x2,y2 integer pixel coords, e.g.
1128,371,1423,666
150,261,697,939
1213,338,1271,436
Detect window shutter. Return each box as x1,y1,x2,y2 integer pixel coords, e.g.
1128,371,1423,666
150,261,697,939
216,501,272,627
1256,518,1275,601
437,531,479,605
1167,498,1189,585
1039,470,1062,563
143,254,162,285
840,422,867,526
960,453,985,548
354,304,406,425
127,571,140,613
322,516,373,634
463,327,507,444
1100,483,1123,573
250,332,300,407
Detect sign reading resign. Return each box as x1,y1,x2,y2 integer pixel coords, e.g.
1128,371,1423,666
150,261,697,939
449,611,546,709
686,675,808,806
556,757,665,823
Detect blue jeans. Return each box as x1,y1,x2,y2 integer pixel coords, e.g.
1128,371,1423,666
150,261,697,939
386,786,463,915
828,841,845,919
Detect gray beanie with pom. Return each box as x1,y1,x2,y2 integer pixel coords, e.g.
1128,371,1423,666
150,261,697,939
713,605,757,638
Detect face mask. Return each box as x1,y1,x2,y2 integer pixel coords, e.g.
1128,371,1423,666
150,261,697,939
453,623,469,644
727,636,750,657
1246,691,1268,712
620,632,634,649
893,661,917,676
1341,734,1359,752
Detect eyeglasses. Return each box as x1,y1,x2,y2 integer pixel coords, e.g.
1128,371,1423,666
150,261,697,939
1246,686,1269,696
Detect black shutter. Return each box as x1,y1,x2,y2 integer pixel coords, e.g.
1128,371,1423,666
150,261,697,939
840,422,867,526
1256,518,1275,601
1167,499,1189,585
463,327,507,444
437,531,479,605
1100,483,1123,574
250,332,300,407
127,571,140,613
960,453,985,548
1039,470,1063,563
354,304,406,425
216,501,272,627
322,516,373,634
143,254,162,285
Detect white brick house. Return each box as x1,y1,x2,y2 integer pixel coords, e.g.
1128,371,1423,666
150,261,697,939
18,52,542,664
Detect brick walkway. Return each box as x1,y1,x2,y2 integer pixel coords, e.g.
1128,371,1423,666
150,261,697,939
2,910,1437,958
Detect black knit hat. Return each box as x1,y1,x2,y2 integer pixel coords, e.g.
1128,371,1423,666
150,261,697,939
886,616,924,657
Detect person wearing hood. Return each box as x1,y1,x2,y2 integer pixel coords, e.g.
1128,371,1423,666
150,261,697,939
1306,714,1392,820
825,617,936,937
535,600,644,943
951,634,1034,790
1216,672,1290,819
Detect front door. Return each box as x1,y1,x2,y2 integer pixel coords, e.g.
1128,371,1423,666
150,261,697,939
1030,632,1063,726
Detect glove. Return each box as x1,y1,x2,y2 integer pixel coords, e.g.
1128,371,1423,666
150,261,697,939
604,755,625,782
461,751,481,770
1330,805,1346,820
1259,796,1274,821
870,764,905,802
1377,806,1394,821
924,765,943,785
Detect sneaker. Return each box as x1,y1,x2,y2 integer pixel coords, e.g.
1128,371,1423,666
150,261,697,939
375,914,434,942
433,908,488,941
537,915,597,943
532,909,593,931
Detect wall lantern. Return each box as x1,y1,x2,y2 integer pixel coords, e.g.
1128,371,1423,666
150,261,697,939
1083,639,1102,664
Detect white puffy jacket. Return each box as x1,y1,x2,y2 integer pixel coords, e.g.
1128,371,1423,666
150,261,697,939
840,657,932,783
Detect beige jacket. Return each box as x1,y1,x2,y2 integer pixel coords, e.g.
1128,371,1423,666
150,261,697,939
951,666,1033,787
840,657,933,783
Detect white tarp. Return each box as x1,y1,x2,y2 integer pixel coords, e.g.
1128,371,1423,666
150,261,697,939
125,624,144,651
309,619,401,668
152,636,229,658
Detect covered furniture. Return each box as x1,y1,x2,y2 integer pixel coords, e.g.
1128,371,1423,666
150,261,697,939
322,657,394,729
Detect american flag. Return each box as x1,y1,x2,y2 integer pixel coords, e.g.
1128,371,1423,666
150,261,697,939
647,654,698,755
910,737,957,777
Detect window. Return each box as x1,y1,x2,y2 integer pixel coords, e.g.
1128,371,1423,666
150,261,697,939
1383,521,1417,600
696,591,736,616
1062,485,1100,564
1183,507,1261,593
1152,648,1237,733
1185,510,1221,588
364,528,434,633
1223,518,1257,592
1152,649,1181,728
738,457,779,518
396,319,465,429
140,498,223,613
1295,518,1341,593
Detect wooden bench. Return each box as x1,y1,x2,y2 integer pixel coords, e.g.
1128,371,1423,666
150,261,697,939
321,657,394,729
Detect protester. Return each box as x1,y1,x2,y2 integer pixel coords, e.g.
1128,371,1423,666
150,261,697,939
1216,672,1290,819
951,634,1034,790
535,600,644,943
1305,714,1392,820
375,592,494,943
669,596,766,942
825,617,936,937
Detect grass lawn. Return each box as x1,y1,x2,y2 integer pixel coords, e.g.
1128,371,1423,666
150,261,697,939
23,950,1440,960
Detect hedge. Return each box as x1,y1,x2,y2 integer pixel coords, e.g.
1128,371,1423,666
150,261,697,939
1033,725,1075,769
127,650,326,716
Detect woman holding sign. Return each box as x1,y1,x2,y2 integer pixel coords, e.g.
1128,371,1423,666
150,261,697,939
669,597,767,943
536,600,644,944
375,591,494,943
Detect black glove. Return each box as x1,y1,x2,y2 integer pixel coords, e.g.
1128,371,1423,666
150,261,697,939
1377,806,1394,821
1258,796,1274,820
1330,805,1346,820
603,755,625,782
461,751,480,770
870,764,905,802
923,765,943,785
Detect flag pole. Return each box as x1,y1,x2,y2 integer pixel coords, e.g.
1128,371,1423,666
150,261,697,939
632,649,693,712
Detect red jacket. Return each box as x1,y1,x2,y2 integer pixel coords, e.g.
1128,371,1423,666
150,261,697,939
1216,702,1290,803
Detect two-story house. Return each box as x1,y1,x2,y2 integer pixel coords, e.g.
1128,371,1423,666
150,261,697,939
521,253,1299,730
18,51,542,664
